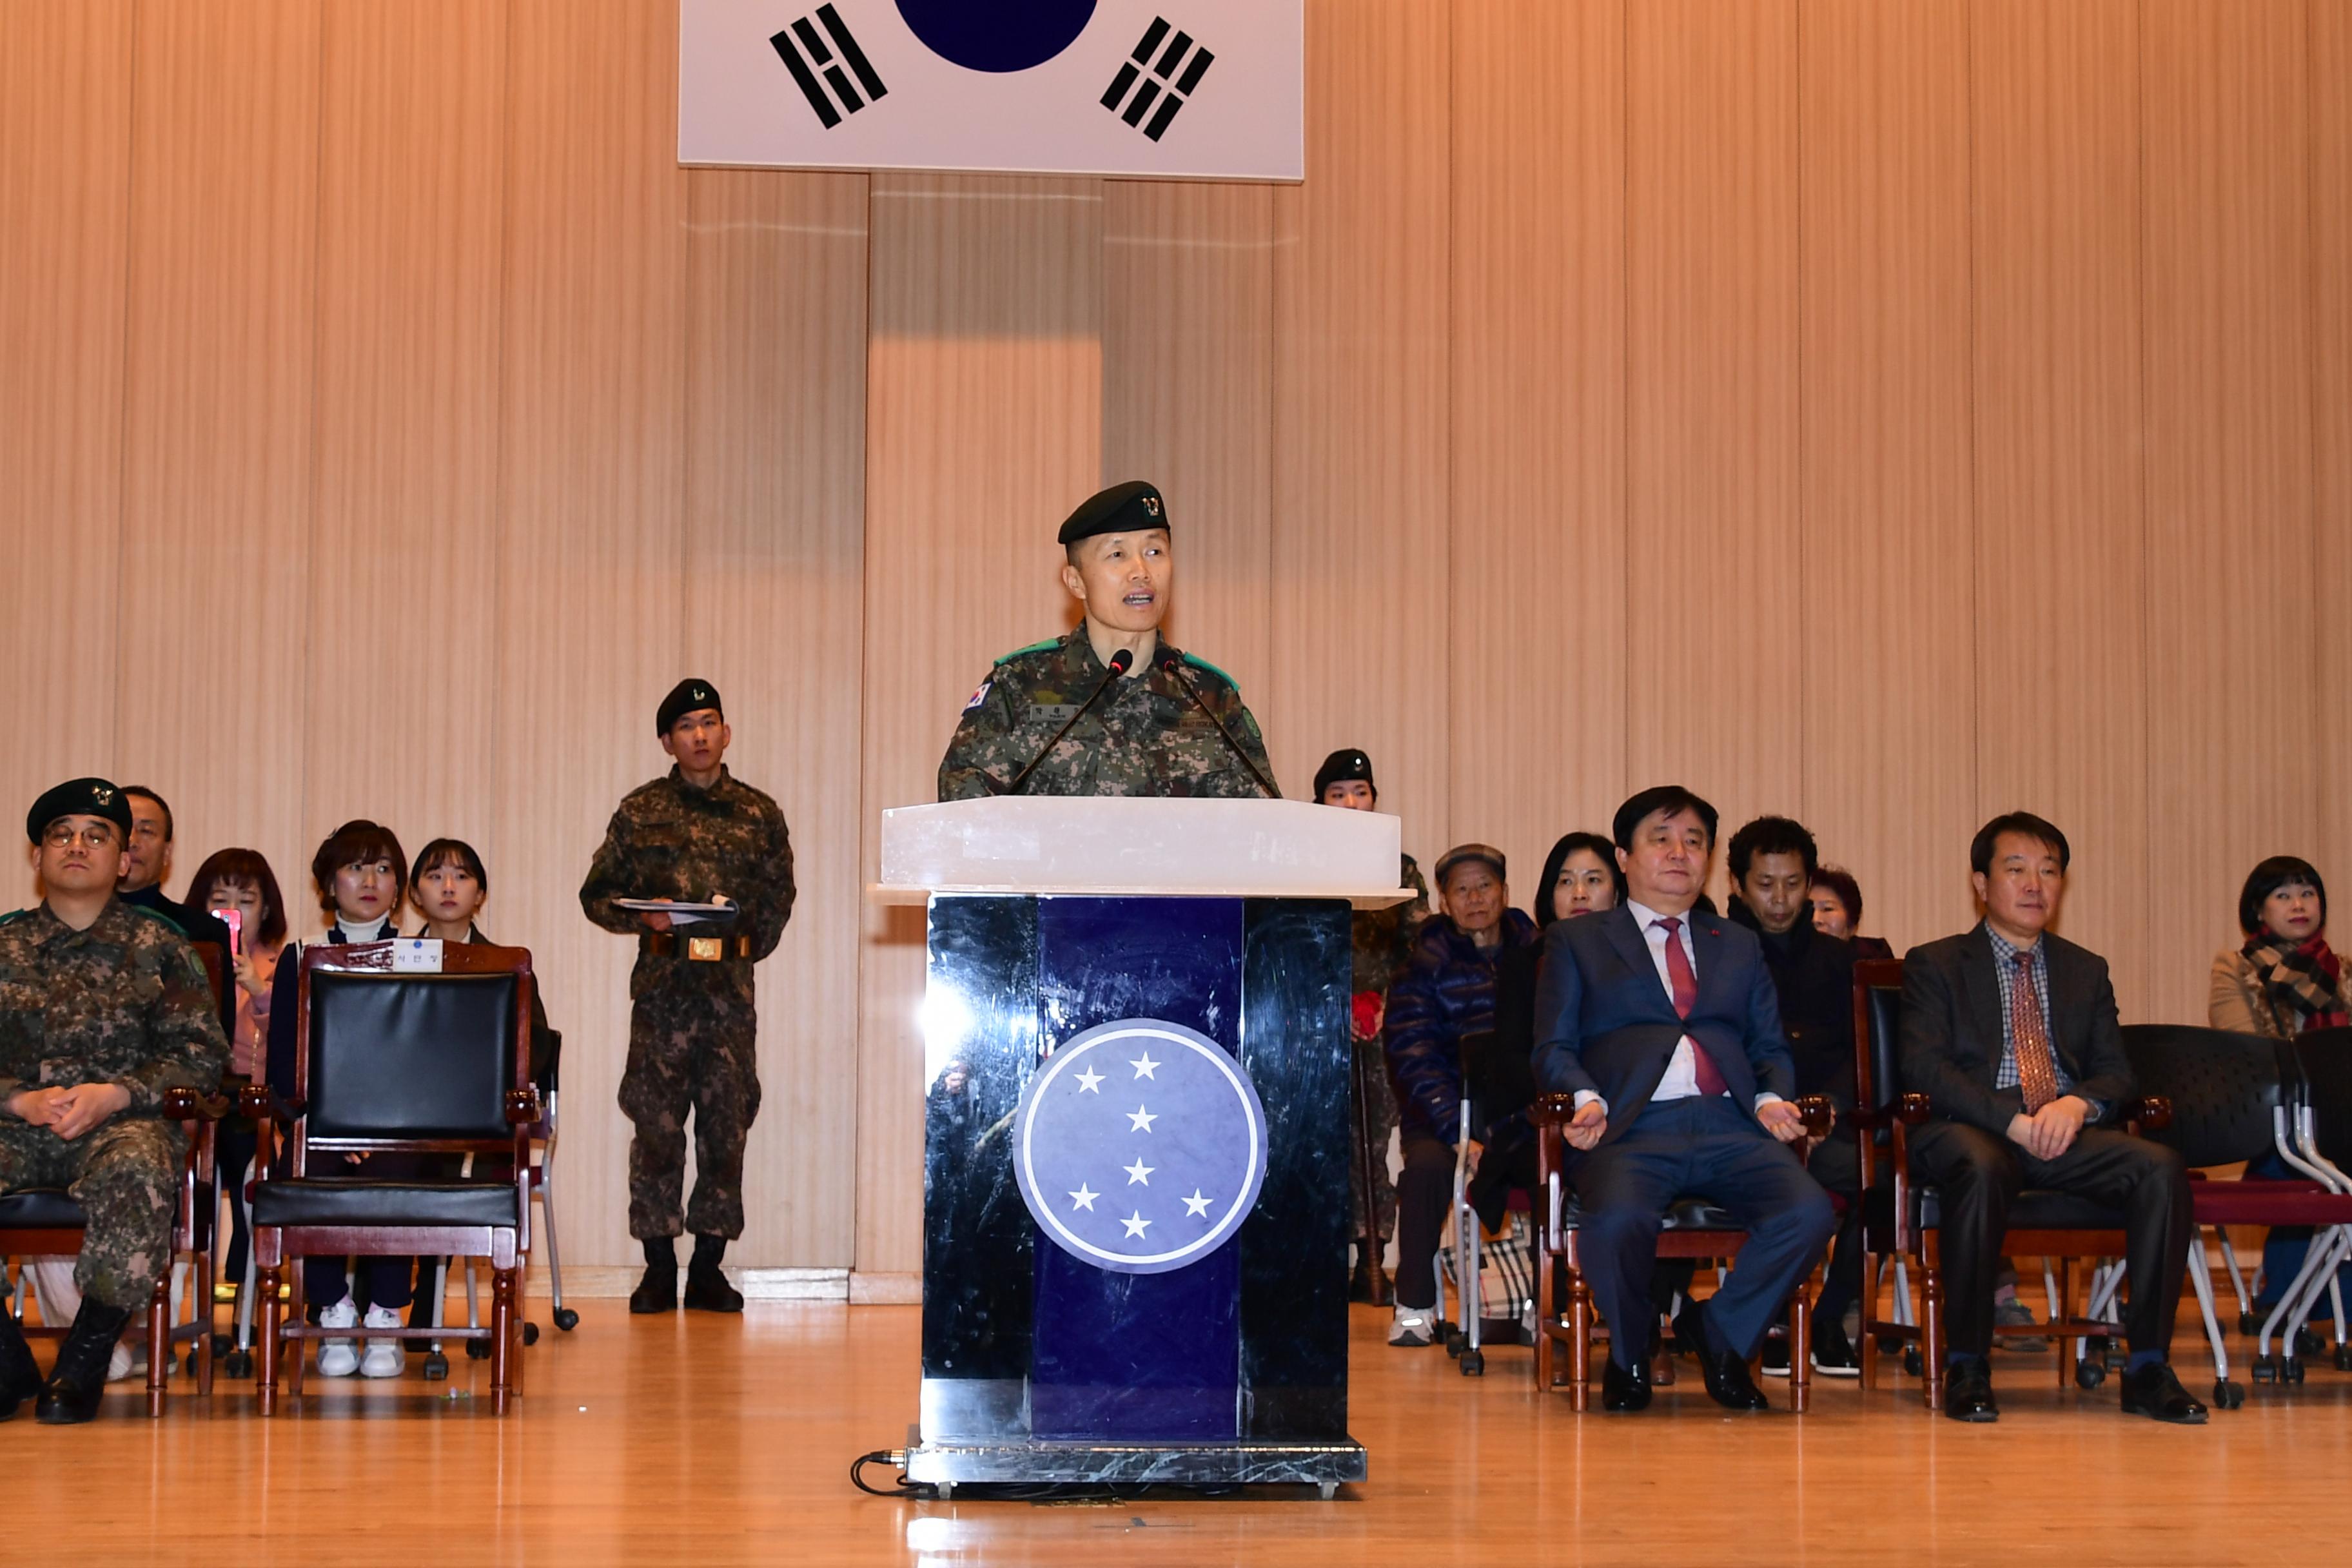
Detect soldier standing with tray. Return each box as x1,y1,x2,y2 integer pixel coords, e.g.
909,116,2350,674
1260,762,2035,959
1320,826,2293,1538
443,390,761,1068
582,681,796,1315
937,480,1278,801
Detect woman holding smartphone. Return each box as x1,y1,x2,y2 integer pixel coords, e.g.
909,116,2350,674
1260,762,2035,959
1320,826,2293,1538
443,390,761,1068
184,847,289,1307
263,819,419,1380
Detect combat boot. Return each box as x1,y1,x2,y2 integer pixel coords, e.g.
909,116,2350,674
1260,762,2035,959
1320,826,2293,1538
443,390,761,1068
682,1235,744,1313
0,1307,44,1420
629,1237,678,1315
36,1297,133,1424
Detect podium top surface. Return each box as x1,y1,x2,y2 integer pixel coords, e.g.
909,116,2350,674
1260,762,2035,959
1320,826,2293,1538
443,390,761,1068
869,798,1415,908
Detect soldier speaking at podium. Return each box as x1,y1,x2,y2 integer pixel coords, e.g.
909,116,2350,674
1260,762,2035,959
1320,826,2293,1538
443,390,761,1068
937,481,1279,801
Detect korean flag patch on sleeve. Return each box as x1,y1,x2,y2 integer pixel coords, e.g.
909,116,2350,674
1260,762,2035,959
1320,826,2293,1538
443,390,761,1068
964,680,993,713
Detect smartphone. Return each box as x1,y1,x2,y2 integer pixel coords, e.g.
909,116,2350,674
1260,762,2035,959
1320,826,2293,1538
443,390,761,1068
217,906,243,959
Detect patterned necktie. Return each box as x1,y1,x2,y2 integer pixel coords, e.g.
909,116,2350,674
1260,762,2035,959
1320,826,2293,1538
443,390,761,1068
2010,952,2060,1113
1657,917,1728,1096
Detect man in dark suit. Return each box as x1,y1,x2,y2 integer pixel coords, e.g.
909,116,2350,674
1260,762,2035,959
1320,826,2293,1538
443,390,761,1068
1900,812,2204,1424
1533,786,1836,1412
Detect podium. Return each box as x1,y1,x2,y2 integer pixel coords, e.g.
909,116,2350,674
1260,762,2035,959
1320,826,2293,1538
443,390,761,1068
872,798,1410,1496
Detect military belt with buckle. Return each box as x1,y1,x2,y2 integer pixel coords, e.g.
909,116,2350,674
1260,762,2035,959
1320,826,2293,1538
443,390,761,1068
644,933,752,962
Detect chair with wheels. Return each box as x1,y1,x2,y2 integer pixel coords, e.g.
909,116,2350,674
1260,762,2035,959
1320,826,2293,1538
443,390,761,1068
244,940,539,1415
1850,958,2171,1410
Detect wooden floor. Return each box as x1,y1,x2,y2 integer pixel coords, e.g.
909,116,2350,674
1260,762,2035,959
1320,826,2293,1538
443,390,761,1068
12,1299,2350,1563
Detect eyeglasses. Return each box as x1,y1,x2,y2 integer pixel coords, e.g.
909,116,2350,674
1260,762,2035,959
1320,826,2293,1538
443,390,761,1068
42,825,120,849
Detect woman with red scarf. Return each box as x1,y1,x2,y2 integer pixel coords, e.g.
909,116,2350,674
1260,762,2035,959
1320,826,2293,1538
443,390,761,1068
2210,854,2348,1320
2211,856,2349,1037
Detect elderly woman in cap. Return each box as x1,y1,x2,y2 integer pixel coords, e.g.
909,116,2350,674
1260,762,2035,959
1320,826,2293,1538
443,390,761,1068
1381,842,1536,1346
1315,747,1429,1302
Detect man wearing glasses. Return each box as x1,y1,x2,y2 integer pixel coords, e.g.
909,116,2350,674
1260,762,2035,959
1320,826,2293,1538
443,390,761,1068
0,778,227,1424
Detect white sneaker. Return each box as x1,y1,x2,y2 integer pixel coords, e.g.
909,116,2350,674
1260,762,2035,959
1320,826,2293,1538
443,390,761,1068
317,1297,360,1377
359,1306,407,1379
1389,1306,1436,1348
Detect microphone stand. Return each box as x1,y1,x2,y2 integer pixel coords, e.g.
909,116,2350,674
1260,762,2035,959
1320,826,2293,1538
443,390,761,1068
994,647,1133,796
1159,654,1279,798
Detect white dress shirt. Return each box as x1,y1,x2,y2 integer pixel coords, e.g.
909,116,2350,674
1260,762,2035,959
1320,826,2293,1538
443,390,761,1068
1576,900,1781,1117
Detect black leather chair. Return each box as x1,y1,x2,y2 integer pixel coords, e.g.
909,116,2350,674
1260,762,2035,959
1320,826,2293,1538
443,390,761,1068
1850,959,2170,1411
0,941,230,1416
245,941,540,1414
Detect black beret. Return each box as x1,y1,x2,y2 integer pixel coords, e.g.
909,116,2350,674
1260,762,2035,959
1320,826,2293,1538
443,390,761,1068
1059,480,1169,547
1313,749,1375,800
1435,843,1506,887
27,778,134,845
656,678,723,736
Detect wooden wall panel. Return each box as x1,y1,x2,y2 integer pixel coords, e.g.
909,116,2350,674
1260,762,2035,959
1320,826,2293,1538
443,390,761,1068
114,0,319,905
1626,0,1801,896
1970,0,2153,1014
1798,0,1979,953
0,1,130,846
2141,0,2315,1023
1447,0,1628,888
856,175,1105,1275
495,0,690,1268
1269,0,1451,845
2318,1,2352,895
683,168,870,1266
1102,182,1277,715
306,0,507,859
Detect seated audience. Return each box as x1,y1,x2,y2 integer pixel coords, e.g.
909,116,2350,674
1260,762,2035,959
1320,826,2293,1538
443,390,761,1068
0,779,227,1424
1382,844,1537,1347
1726,815,1861,1377
1810,865,1894,961
264,819,422,1380
1532,787,1834,1412
1311,749,1429,1301
408,838,556,1084
116,786,237,1041
2209,854,2348,1317
1490,833,1621,1219
184,847,289,1309
1899,812,2203,1424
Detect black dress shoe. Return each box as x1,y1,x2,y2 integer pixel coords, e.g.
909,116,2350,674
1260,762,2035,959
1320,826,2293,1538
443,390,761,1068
0,1310,43,1422
1809,1318,1861,1378
1675,1298,1770,1411
36,1298,132,1426
1602,1355,1653,1412
628,1259,678,1315
1943,1357,2000,1422
2119,1362,2210,1425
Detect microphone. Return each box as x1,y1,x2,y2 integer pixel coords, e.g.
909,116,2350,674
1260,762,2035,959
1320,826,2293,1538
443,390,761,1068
995,647,1133,796
1159,652,1279,798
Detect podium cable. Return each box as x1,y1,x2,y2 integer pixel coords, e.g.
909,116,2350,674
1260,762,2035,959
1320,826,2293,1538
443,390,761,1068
994,647,1133,796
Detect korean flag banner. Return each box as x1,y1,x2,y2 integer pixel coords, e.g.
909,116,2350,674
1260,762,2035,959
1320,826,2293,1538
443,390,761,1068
679,1,1303,181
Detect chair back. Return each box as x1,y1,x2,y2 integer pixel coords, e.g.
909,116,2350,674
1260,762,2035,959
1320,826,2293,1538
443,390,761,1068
2119,1024,2288,1168
1458,1029,1536,1127
1851,958,1906,1117
2289,1025,2352,1166
295,942,531,1155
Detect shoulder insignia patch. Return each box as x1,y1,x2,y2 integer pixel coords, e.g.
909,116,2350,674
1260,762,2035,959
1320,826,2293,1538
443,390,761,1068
963,680,993,712
126,903,188,936
1179,652,1240,693
997,638,1061,665
0,909,24,928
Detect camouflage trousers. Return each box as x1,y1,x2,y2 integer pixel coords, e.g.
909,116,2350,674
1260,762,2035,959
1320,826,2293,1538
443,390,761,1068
0,1116,183,1311
1350,1032,1398,1242
618,976,762,1242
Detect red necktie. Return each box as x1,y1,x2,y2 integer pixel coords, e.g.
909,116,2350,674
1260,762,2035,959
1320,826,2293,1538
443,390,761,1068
1657,916,1728,1097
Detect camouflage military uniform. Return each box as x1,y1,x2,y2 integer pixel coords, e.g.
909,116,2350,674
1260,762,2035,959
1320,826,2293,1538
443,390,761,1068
580,767,795,1241
937,625,1278,800
0,898,226,1309
1351,852,1428,1240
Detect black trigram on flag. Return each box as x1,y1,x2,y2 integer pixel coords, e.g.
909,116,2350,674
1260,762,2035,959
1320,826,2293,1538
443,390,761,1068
1101,18,1215,142
770,5,887,130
